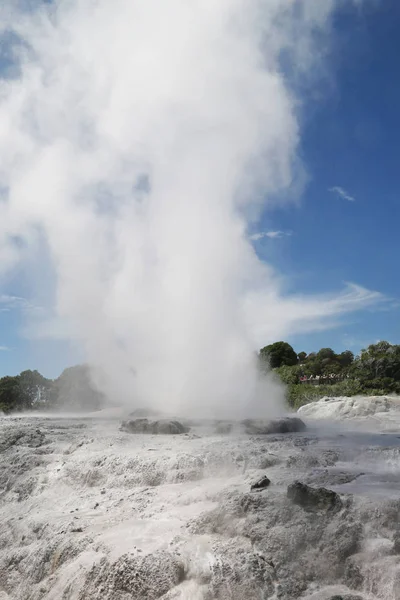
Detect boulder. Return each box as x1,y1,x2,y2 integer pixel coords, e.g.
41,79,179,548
251,475,271,491
242,417,306,435
120,419,189,435
287,481,343,513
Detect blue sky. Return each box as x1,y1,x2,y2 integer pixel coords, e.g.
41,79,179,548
253,0,400,356
0,1,400,378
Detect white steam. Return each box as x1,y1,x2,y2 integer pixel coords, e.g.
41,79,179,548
0,0,379,417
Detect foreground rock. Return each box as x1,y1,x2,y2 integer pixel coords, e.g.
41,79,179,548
120,418,189,435
287,481,343,513
242,416,306,435
0,414,399,600
80,551,185,600
251,475,271,491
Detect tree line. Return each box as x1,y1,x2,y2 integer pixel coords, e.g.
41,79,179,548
260,340,400,407
1,340,398,414
0,365,105,414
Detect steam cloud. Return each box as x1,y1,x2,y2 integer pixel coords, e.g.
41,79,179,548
0,0,380,417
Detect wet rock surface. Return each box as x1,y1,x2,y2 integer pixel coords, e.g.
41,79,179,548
242,416,306,435
287,481,343,513
120,418,189,435
250,475,271,491
0,411,399,599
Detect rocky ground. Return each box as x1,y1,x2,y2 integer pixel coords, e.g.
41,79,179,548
0,399,399,599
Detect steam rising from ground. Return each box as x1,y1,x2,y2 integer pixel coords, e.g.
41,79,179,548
0,1,380,415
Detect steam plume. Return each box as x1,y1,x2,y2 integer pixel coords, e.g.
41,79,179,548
0,1,379,416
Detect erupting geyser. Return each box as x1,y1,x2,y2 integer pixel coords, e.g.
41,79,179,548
0,0,382,417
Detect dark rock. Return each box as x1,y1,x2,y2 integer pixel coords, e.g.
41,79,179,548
242,417,306,435
251,476,271,492
154,420,189,434
287,481,343,513
328,596,364,600
120,419,189,435
393,529,400,554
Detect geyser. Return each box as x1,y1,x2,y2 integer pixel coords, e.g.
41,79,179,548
0,0,380,417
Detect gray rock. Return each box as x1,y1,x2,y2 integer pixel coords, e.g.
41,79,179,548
251,475,271,491
287,481,343,513
205,539,275,600
120,419,189,435
0,429,46,452
80,551,184,600
242,417,306,435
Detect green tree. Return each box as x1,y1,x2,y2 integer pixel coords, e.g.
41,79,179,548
337,350,354,368
19,370,54,409
302,357,323,377
274,364,303,385
316,348,336,361
352,341,400,386
298,352,307,363
0,376,22,413
260,341,298,369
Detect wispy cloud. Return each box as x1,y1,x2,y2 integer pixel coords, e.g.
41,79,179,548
0,345,10,351
250,230,292,241
245,282,389,348
0,294,37,312
329,186,355,202
0,294,27,307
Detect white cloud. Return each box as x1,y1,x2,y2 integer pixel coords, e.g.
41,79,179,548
0,294,36,314
250,230,292,241
0,345,9,351
329,186,356,202
0,0,383,418
245,282,387,349
0,294,26,307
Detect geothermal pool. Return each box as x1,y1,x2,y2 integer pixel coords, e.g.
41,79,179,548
0,397,399,599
